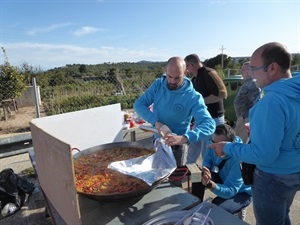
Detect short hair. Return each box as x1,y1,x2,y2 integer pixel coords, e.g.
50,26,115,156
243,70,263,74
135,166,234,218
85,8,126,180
261,43,291,72
184,54,201,64
214,124,236,142
166,57,186,71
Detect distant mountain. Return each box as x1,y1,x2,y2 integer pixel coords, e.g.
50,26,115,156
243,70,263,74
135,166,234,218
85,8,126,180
137,60,165,64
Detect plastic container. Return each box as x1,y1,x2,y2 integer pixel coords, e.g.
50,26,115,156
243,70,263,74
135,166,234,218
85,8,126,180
223,75,243,123
142,210,214,225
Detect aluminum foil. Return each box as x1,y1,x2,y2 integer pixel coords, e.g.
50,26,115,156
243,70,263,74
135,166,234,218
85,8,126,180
108,138,177,186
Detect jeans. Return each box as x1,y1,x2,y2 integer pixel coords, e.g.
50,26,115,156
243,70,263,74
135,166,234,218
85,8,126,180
192,182,252,214
252,168,300,225
212,193,252,214
171,144,188,167
187,115,224,164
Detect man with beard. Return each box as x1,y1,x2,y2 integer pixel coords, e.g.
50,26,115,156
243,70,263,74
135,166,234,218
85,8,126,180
134,57,215,167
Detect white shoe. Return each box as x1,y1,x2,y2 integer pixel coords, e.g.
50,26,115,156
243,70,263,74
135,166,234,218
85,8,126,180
237,208,246,220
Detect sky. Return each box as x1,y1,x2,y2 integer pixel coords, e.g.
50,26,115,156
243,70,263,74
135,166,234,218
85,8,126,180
1,0,300,70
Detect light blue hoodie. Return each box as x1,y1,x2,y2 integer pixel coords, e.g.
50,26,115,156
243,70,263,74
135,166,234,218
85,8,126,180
203,136,251,199
224,75,300,174
134,75,215,143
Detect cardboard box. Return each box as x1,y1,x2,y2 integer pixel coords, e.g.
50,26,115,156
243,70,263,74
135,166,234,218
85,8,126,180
30,104,123,225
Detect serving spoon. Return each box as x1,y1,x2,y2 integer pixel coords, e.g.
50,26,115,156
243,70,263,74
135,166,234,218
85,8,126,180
174,197,212,225
201,207,212,225
182,204,204,225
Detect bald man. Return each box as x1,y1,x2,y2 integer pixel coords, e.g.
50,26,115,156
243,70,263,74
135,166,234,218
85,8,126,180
134,57,215,167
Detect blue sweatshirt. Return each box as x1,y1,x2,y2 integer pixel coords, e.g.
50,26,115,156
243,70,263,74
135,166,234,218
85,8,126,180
134,75,215,143
203,136,251,199
224,75,300,174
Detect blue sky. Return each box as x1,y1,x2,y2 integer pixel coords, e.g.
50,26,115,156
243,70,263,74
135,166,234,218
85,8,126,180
1,0,299,70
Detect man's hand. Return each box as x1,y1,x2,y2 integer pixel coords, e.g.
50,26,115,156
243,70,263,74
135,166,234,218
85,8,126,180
208,141,227,157
155,122,171,137
204,94,222,104
164,134,188,146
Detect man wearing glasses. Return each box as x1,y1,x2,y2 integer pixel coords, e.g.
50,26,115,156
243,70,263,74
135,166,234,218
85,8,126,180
210,42,300,225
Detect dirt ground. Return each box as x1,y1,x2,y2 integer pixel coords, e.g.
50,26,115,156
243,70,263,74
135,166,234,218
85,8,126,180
0,106,44,137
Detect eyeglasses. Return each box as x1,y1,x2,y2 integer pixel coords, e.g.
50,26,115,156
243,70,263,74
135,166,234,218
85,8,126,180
249,65,267,72
209,138,231,143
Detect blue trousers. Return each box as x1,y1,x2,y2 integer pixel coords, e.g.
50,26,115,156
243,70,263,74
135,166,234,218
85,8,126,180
252,169,300,225
192,182,252,214
187,115,224,164
212,192,252,214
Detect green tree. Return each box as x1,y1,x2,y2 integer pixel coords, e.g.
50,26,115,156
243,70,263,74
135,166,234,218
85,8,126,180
0,47,26,101
292,54,300,69
215,65,225,79
19,62,42,85
79,64,87,73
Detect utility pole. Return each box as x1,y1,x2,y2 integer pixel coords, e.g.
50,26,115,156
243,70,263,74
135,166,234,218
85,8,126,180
220,45,226,69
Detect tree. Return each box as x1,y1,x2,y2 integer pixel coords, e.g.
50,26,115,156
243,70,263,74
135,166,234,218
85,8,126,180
79,64,87,73
0,47,26,101
292,54,300,68
19,62,42,85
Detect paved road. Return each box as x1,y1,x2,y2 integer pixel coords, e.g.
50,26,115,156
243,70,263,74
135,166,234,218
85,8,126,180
0,154,52,225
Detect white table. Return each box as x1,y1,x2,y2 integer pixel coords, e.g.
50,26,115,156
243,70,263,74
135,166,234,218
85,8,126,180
123,123,153,141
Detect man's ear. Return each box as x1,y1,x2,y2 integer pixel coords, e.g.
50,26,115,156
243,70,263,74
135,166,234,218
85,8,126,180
184,69,188,76
268,62,280,77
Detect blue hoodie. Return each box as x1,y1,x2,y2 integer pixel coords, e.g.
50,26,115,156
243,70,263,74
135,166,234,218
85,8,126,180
203,136,251,199
224,75,300,174
134,75,215,143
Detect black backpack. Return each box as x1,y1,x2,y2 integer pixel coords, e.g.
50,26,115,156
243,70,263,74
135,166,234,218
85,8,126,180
0,168,35,219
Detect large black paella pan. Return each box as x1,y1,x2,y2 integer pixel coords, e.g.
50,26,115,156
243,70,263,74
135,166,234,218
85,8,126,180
73,141,169,201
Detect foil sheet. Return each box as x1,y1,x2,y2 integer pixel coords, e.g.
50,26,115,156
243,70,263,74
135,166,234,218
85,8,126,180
108,138,176,186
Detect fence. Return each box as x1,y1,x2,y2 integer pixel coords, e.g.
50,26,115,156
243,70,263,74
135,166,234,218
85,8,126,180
0,71,157,174
2,65,300,136
1,63,300,153
0,70,156,133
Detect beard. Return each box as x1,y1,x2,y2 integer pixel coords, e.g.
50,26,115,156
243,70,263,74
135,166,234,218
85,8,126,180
167,81,184,90
167,83,179,90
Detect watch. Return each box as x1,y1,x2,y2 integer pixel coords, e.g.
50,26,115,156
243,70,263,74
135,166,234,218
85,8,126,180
204,180,212,189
